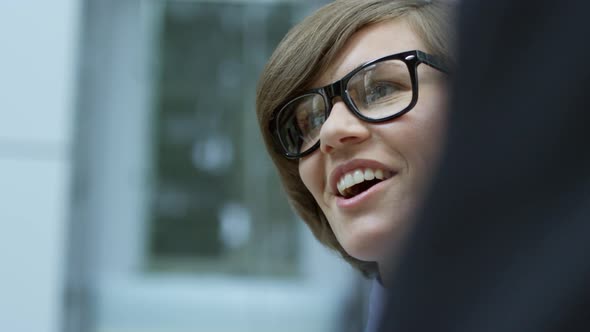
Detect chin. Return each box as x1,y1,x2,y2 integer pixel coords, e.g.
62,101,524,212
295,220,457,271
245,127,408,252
339,215,403,262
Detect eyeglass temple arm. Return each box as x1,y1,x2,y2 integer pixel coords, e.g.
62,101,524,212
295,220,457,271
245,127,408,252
416,50,451,74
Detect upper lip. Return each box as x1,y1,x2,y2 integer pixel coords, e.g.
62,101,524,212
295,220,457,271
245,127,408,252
329,159,396,196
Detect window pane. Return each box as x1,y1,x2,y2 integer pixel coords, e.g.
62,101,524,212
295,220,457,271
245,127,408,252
147,2,314,277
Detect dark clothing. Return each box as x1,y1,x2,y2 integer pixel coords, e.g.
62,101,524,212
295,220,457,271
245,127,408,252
379,1,590,331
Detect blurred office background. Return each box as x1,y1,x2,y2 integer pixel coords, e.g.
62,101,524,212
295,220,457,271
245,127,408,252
0,1,370,332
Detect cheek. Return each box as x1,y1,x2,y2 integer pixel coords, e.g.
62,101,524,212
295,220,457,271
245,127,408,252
411,86,449,148
406,99,449,184
381,93,449,173
422,93,449,156
298,156,324,200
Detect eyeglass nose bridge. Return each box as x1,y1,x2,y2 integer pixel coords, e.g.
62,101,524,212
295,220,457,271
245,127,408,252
322,79,351,117
323,80,343,99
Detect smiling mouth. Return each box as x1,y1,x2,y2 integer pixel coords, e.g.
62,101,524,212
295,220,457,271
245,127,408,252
337,168,394,199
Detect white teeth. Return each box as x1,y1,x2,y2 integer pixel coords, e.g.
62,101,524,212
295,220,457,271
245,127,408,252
375,169,384,180
364,169,375,181
337,168,392,196
344,173,354,188
337,180,345,194
353,170,364,184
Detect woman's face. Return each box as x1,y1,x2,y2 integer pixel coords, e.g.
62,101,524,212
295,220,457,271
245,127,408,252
298,19,448,265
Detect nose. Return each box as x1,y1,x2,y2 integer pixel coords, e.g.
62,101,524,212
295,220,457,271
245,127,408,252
319,99,371,154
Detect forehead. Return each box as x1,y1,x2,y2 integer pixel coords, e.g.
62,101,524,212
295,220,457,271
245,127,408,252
314,18,426,87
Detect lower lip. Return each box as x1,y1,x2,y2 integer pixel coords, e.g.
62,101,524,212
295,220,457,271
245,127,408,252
336,176,395,210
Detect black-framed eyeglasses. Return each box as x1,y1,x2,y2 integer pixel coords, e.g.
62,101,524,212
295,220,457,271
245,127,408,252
269,50,449,159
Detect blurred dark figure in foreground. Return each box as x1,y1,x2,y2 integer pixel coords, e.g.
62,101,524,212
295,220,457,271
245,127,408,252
379,0,590,331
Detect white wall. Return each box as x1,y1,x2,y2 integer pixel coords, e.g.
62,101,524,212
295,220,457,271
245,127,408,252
0,1,80,332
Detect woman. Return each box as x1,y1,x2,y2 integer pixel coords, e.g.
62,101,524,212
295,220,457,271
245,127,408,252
256,0,453,301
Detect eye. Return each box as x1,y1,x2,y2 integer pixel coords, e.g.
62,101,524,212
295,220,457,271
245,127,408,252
310,112,324,128
365,82,399,104
302,111,324,143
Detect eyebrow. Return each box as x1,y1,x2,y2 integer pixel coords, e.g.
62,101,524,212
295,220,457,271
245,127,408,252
317,62,362,88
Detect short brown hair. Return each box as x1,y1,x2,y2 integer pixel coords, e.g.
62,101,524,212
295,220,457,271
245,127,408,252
256,0,455,276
